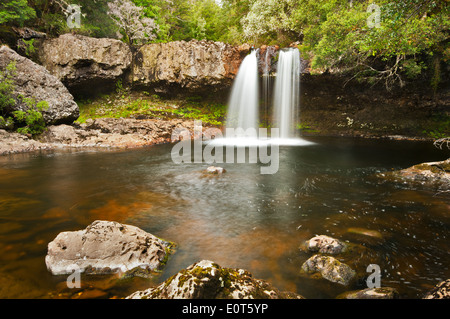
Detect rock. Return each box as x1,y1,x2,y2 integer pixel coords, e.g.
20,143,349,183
0,129,52,155
37,34,132,94
127,260,304,299
45,220,175,276
39,118,202,149
132,40,249,93
12,27,46,40
337,287,399,299
387,159,450,186
0,45,79,125
301,255,356,286
423,279,450,299
304,235,346,254
205,166,226,174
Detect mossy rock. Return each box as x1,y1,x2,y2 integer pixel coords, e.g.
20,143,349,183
127,260,304,299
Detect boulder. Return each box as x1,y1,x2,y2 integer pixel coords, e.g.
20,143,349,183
45,220,175,276
132,40,249,93
304,235,347,255
301,254,356,286
127,260,304,299
337,287,399,299
423,279,450,299
387,159,450,186
0,45,79,125
37,34,132,94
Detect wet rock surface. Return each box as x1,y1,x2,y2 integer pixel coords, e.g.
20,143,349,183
45,220,175,276
127,260,304,299
337,287,399,299
423,279,450,299
300,254,356,286
304,235,347,255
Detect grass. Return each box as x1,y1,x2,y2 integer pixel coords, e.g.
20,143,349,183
75,91,227,126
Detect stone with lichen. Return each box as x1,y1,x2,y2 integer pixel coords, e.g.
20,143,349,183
127,260,304,299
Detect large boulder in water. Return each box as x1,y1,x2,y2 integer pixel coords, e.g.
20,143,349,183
127,260,304,299
45,220,175,276
37,34,132,95
0,46,79,125
131,40,249,94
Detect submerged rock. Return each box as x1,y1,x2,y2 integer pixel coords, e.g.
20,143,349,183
301,255,356,286
379,159,450,194
45,220,175,276
337,287,399,299
304,235,347,255
0,45,79,125
423,279,450,299
127,260,304,299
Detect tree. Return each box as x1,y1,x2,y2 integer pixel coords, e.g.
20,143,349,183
241,0,450,90
107,0,159,45
0,0,36,26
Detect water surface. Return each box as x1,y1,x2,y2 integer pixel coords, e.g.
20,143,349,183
0,137,448,298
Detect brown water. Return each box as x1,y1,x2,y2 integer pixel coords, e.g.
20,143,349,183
0,137,448,299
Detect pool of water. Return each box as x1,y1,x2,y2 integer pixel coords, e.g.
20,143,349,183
0,136,448,299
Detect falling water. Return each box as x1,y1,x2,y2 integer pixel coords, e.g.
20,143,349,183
273,48,301,139
262,48,272,125
225,50,259,132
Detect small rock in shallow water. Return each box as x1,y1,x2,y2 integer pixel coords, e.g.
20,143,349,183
337,287,399,299
304,235,347,255
423,279,450,299
205,166,226,174
301,254,356,286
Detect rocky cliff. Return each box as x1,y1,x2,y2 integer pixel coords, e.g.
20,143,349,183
131,40,249,94
37,34,132,95
36,34,249,97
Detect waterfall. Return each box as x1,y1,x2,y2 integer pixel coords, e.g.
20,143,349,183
225,50,259,132
272,48,301,139
262,48,271,125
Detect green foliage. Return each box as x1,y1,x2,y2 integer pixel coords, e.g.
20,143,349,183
0,0,36,26
12,99,48,136
76,92,227,126
0,61,48,136
0,61,16,113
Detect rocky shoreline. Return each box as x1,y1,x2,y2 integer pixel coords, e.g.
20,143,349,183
0,117,206,156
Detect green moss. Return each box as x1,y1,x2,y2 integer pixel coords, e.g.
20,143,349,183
75,92,226,126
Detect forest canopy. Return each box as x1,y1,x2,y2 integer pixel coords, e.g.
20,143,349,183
0,0,449,89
